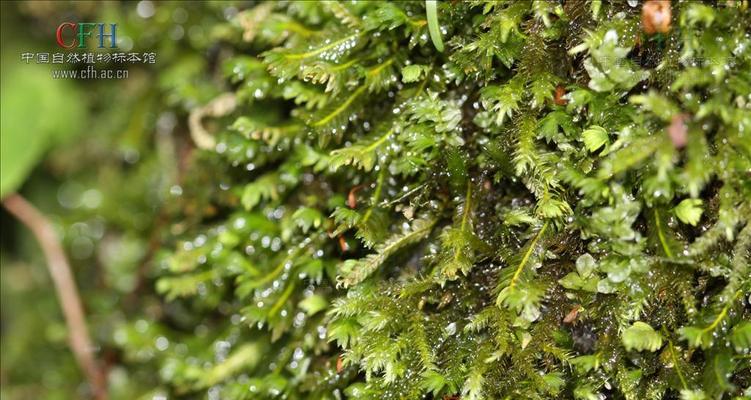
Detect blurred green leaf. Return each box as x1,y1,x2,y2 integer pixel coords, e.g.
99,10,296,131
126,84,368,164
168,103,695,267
581,126,609,153
622,321,663,352
1,63,86,196
673,199,704,226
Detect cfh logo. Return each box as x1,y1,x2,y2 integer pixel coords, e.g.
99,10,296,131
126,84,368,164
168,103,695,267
56,23,118,49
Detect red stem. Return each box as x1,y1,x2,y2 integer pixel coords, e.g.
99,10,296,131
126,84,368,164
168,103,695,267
3,194,107,400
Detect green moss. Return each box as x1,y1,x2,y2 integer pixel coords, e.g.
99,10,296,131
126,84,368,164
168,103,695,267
2,1,750,399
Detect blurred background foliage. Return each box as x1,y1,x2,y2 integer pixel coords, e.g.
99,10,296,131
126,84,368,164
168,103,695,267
1,1,239,398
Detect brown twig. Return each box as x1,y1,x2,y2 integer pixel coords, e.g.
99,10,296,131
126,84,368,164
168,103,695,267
3,194,107,400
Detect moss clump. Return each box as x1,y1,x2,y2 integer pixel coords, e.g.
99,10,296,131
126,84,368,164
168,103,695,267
151,2,750,398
